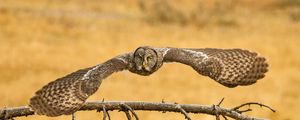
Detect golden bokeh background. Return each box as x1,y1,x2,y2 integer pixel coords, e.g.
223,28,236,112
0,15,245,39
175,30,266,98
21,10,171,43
0,0,299,119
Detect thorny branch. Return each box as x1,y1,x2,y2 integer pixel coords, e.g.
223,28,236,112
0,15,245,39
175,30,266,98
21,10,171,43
0,100,275,120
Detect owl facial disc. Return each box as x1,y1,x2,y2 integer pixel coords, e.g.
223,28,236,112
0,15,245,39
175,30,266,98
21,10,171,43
133,47,158,75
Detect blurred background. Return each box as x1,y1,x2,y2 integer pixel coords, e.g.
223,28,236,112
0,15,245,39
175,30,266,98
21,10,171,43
0,0,299,119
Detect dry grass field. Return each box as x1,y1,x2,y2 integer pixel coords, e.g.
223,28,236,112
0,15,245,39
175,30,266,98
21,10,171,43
0,0,299,119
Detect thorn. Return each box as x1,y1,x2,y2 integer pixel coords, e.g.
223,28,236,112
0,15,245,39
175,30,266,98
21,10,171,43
161,99,166,113
161,99,165,103
217,98,225,106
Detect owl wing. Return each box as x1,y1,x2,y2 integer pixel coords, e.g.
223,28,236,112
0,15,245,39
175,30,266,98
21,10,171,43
29,53,131,117
161,48,268,88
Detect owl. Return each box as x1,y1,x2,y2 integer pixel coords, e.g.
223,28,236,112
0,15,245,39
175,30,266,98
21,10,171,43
29,46,268,116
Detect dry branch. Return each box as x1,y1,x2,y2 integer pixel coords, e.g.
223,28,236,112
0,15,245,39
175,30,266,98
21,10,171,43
0,101,275,120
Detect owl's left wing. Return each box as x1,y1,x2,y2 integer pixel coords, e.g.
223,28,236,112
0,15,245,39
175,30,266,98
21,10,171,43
158,48,268,88
29,53,132,117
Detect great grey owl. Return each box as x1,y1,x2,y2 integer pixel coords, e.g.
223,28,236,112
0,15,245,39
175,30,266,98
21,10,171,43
29,46,268,116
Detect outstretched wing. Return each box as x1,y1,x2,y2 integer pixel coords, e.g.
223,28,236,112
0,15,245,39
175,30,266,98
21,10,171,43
29,68,92,116
29,54,131,116
162,48,268,88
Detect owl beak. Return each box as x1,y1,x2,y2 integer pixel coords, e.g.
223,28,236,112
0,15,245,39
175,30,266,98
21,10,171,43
142,61,147,68
144,66,151,71
143,58,148,66
143,55,148,65
136,65,142,71
143,57,151,71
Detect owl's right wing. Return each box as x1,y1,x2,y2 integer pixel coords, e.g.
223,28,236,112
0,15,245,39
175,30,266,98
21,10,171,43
29,53,132,117
29,67,92,116
160,48,268,88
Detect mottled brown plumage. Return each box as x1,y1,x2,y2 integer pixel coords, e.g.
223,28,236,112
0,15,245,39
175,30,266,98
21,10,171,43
29,54,131,116
29,46,268,117
163,48,268,87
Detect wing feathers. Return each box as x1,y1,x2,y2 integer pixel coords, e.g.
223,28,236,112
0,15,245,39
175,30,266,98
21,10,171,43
29,68,91,116
162,48,268,88
29,55,131,116
29,47,268,117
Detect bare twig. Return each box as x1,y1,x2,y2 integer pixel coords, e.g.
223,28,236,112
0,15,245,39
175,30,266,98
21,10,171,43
102,105,109,120
218,98,228,120
102,106,107,120
72,113,76,120
217,98,225,106
120,103,139,120
213,98,225,120
212,105,220,120
106,110,111,120
0,101,275,120
175,104,191,120
122,110,131,120
237,109,253,113
99,99,111,120
222,115,228,120
232,102,276,113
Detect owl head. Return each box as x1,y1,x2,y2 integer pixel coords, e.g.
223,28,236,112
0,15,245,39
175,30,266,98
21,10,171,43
130,46,161,76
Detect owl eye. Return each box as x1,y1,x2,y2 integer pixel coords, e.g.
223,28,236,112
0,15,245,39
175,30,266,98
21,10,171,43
138,56,143,63
147,56,153,61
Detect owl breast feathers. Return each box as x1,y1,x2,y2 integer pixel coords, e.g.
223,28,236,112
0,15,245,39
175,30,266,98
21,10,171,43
29,47,268,116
